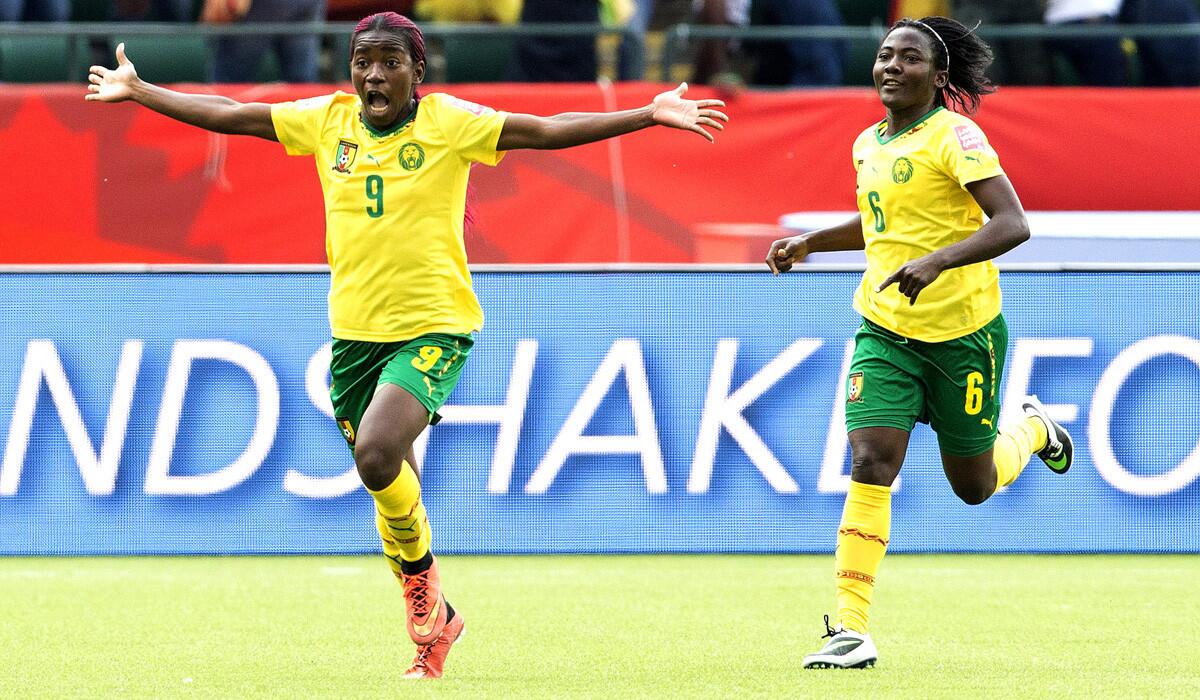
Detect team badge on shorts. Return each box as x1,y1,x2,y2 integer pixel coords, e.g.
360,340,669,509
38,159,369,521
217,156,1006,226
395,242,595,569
847,372,864,403
398,142,425,171
335,416,356,446
332,140,358,173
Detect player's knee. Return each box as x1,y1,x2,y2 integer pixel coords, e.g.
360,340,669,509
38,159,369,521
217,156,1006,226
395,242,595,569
951,481,993,506
353,438,405,491
849,453,901,487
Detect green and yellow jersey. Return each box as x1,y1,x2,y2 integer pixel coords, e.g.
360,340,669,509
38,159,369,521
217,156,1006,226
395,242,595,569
271,91,507,342
851,106,1006,342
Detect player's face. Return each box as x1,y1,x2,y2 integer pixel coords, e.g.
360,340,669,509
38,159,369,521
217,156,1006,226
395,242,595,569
351,30,426,130
873,27,947,112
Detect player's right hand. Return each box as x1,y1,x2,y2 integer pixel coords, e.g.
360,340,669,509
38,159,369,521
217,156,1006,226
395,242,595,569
85,43,138,103
766,236,808,275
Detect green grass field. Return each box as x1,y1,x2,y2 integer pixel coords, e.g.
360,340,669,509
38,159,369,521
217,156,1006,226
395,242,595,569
3,555,1198,698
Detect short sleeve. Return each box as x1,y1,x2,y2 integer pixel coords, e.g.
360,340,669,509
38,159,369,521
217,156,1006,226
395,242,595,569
938,120,1005,187
429,93,508,166
271,94,335,156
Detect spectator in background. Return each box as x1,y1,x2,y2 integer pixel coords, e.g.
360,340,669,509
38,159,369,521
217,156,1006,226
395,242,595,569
112,0,193,21
0,0,68,21
506,0,600,82
689,0,750,91
1120,0,1200,86
327,1,413,22
1044,0,1127,85
414,0,521,24
203,0,327,83
951,0,1052,85
618,0,656,80
890,1,949,22
746,0,846,86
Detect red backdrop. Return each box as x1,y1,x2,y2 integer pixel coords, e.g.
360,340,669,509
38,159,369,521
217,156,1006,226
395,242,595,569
1,84,1196,264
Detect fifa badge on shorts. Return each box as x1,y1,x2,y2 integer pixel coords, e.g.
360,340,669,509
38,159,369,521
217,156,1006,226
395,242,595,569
847,372,864,403
335,416,356,445
332,140,359,173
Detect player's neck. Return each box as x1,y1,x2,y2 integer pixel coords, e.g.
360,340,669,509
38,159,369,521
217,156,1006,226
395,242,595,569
884,101,938,136
363,98,418,134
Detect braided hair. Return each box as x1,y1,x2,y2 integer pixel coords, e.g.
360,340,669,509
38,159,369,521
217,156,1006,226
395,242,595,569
890,16,996,114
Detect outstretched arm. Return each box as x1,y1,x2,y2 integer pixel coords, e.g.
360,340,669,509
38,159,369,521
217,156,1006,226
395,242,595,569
496,82,728,151
86,43,277,141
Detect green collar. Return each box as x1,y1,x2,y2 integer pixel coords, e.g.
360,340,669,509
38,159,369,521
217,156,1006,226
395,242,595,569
359,100,419,139
875,106,943,145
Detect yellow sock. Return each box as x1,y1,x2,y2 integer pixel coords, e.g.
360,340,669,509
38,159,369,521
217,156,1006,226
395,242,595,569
836,480,891,634
992,415,1048,491
368,461,432,584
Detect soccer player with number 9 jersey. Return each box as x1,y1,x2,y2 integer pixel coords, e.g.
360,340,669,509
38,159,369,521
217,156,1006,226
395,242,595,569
766,16,1075,669
87,11,729,679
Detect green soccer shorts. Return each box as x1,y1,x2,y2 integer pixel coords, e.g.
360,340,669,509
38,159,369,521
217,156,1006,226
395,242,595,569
843,314,1009,457
328,333,473,450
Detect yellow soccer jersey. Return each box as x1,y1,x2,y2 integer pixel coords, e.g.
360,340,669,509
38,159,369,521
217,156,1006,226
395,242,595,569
271,91,507,342
851,106,1006,342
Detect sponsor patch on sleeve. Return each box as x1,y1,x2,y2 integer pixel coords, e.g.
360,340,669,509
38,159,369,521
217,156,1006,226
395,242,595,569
954,124,985,151
446,96,492,116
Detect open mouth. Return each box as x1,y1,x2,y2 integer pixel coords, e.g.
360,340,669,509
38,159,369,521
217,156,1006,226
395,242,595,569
365,90,390,113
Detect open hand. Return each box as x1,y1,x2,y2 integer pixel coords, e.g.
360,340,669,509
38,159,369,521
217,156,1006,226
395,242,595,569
650,82,729,142
85,43,138,103
766,236,808,275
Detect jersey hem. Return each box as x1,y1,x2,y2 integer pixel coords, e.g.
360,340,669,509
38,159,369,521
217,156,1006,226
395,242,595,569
853,307,1001,343
331,323,481,343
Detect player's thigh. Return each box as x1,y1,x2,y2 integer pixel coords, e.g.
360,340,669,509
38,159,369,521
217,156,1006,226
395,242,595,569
844,320,925,437
329,333,473,446
357,383,432,462
925,314,1008,459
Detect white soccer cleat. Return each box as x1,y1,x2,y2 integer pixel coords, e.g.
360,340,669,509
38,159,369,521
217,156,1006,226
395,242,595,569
802,615,878,669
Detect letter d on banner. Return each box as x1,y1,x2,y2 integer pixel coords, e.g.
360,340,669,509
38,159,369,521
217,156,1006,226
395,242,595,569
144,340,279,496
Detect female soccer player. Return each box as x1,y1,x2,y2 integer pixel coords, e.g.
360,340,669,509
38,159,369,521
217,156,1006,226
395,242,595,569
87,12,727,679
766,16,1072,669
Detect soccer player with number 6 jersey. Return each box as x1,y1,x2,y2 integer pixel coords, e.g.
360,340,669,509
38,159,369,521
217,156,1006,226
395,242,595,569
767,16,1074,669
86,11,728,680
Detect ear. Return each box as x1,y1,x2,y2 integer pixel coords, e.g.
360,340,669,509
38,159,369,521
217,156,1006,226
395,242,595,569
413,59,426,85
934,69,949,89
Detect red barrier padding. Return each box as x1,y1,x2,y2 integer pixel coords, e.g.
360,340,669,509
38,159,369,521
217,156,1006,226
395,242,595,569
1,84,1195,263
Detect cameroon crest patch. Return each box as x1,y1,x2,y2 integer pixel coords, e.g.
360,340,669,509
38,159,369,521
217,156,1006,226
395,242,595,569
847,371,864,403
892,157,913,184
398,142,425,171
332,140,358,173
336,416,356,446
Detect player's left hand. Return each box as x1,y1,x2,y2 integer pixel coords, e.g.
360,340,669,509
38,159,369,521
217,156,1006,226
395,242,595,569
877,254,946,305
650,82,729,142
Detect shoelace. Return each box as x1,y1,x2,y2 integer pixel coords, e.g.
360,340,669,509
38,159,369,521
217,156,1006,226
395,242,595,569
410,643,433,670
403,570,433,616
821,614,838,639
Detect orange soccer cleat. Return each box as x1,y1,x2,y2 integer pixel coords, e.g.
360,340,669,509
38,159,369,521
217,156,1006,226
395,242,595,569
403,613,465,680
401,556,449,645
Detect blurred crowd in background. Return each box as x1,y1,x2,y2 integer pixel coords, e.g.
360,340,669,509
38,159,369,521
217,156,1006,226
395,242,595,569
0,0,1197,86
